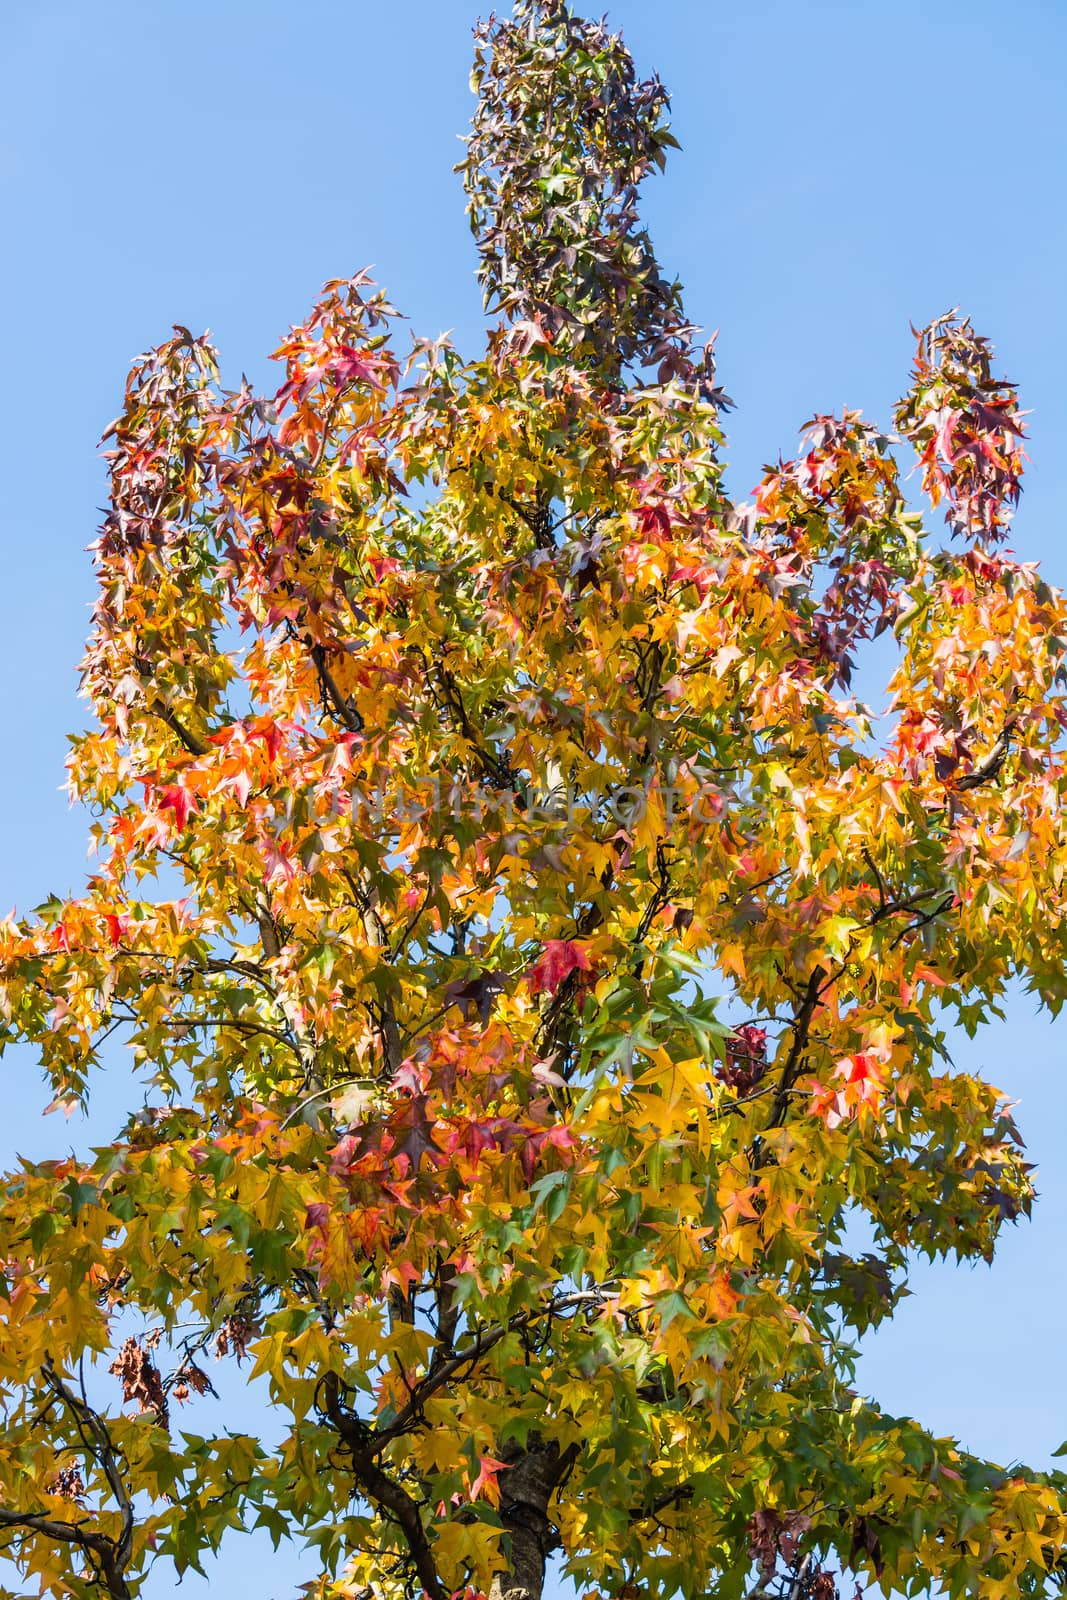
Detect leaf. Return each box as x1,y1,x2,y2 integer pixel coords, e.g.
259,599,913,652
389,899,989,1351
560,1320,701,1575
468,1454,510,1507
527,939,593,996
157,785,196,831
444,969,506,1023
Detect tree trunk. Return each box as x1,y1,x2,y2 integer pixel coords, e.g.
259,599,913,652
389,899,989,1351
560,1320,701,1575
489,1442,568,1600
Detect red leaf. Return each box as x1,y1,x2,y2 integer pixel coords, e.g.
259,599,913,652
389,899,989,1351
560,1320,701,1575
527,940,593,997
469,1454,510,1507
258,721,285,763
158,786,196,831
841,1052,881,1085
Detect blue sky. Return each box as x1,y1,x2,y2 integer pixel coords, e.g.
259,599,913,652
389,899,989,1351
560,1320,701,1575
2,1,1066,1594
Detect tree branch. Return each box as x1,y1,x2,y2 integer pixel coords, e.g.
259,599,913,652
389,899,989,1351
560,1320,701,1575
320,1374,448,1600
497,488,555,550
0,1499,133,1598
150,701,209,757
1,1363,137,1600
309,638,364,734
375,1288,613,1448
764,966,826,1133
436,662,526,797
955,717,1016,791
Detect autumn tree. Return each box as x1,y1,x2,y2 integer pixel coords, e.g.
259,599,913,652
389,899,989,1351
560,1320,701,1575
3,3,1067,1599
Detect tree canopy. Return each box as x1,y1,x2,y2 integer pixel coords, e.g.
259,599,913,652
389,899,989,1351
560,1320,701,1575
2,3,1067,1599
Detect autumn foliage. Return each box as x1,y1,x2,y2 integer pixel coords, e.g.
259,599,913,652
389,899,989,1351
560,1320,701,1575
3,3,1067,1599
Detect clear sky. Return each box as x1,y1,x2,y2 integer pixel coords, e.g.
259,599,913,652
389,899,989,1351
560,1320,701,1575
2,2,1066,1595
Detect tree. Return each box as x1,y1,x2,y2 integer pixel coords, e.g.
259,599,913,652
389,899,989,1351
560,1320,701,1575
1,1,1066,1597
